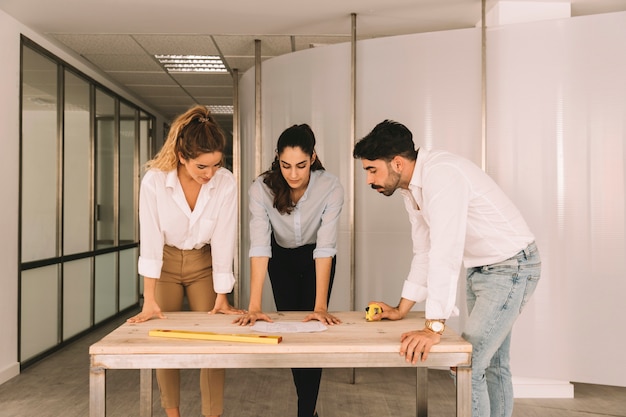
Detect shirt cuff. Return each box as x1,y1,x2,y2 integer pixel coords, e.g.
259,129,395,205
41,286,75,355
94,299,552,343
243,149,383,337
249,246,272,258
313,247,337,259
138,256,163,279
213,272,235,294
401,279,428,303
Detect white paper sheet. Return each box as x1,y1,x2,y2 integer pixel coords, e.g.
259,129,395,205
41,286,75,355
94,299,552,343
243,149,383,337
250,321,327,333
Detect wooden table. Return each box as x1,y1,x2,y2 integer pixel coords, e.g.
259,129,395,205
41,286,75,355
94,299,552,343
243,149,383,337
89,311,472,417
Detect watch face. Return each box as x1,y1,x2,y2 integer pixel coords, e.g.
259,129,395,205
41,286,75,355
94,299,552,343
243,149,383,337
429,321,444,332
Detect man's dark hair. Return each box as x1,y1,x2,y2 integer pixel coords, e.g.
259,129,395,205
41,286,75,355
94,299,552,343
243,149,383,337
353,120,418,162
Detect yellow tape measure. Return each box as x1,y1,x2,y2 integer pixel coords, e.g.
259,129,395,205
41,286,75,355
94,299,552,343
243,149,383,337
149,329,282,344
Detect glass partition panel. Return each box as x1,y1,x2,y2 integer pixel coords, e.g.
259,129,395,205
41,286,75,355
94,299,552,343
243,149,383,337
119,248,138,310
63,71,92,255
21,46,59,262
139,111,151,181
63,258,92,339
21,265,59,360
95,89,116,249
119,103,136,244
94,252,116,323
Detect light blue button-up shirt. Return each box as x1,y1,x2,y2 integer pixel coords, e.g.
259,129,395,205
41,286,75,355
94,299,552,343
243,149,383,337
248,170,344,259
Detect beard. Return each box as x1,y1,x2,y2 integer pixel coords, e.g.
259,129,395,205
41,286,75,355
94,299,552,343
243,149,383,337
370,169,401,196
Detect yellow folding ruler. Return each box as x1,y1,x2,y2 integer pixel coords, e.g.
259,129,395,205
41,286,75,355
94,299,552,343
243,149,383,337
149,329,282,344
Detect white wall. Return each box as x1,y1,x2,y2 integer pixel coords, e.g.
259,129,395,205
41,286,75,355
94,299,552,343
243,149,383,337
0,8,165,385
238,44,353,312
487,11,626,387
239,12,626,389
0,9,22,386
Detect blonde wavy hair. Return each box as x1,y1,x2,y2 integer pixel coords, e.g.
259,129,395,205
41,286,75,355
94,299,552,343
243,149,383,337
145,105,226,171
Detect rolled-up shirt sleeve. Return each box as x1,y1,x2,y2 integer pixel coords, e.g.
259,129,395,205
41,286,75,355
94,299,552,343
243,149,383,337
313,179,344,259
138,170,165,278
401,163,467,319
248,179,273,258
209,177,237,293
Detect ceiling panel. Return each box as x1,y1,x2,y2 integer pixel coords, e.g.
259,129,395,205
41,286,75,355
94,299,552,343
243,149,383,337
184,86,233,98
4,0,625,122
82,53,162,71
51,34,146,54
103,72,177,86
126,85,190,97
170,72,235,87
213,35,294,57
133,34,221,55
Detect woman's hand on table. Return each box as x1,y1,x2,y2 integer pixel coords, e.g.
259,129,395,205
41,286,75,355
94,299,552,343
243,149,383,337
209,294,246,315
233,310,273,325
127,300,165,323
303,310,342,325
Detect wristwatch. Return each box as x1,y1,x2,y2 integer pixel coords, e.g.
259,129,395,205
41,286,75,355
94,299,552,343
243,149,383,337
425,319,446,334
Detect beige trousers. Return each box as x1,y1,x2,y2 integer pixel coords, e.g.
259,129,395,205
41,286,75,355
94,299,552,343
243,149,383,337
155,245,224,416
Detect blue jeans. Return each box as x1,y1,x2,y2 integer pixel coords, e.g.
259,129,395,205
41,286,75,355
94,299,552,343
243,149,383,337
463,242,541,417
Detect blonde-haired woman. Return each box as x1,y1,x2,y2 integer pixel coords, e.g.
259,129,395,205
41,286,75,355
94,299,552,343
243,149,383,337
128,105,243,417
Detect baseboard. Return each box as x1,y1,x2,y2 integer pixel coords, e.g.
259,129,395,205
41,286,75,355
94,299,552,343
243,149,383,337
513,376,574,398
0,362,20,386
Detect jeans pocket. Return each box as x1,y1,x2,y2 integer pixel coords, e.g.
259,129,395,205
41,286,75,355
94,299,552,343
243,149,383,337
519,274,540,313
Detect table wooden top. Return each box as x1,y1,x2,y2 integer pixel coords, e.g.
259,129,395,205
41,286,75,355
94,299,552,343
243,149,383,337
90,311,471,357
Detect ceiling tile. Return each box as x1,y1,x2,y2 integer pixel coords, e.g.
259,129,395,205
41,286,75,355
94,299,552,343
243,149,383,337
126,85,190,97
52,34,145,54
133,34,220,55
104,72,177,86
213,35,293,57
185,85,232,98
170,72,234,87
84,53,162,71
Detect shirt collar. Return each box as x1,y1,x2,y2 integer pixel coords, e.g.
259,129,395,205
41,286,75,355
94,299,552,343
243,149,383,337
165,169,178,188
408,147,425,191
299,169,320,203
165,168,217,191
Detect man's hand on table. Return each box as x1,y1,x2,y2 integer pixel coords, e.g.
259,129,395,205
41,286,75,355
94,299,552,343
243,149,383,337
365,301,405,321
400,329,441,363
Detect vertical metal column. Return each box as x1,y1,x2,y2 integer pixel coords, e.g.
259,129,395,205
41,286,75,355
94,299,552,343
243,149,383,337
255,39,262,176
481,0,487,171
232,67,241,308
349,12,357,312
349,12,358,386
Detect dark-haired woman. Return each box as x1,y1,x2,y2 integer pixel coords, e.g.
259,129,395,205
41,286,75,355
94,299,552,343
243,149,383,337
127,105,243,417
235,124,344,417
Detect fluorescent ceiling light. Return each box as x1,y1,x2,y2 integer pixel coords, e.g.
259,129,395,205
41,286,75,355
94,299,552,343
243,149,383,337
155,55,227,73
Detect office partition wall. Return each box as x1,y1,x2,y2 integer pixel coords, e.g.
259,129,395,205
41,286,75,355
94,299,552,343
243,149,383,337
19,39,155,365
238,12,626,387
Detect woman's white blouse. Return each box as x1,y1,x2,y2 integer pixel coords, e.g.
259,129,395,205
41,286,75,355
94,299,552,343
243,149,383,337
137,167,237,293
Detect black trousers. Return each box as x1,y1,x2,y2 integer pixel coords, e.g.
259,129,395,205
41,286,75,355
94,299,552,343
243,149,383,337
268,236,336,417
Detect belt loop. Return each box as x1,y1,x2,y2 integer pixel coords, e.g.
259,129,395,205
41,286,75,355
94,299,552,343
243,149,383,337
522,243,532,259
